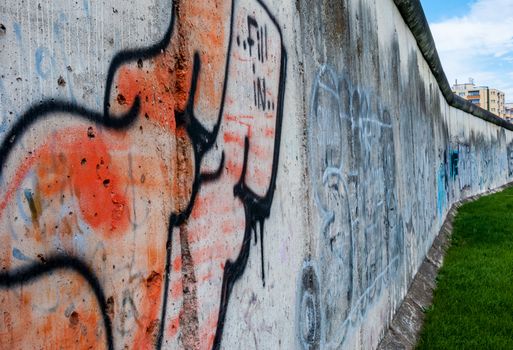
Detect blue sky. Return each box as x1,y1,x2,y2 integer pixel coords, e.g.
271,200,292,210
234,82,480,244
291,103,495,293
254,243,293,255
421,0,476,22
420,0,513,102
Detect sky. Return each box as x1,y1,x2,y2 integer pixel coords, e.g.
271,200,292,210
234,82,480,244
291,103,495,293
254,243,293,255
420,0,513,102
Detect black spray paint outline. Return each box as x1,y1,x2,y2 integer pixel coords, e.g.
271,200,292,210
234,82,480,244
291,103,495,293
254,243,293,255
0,0,287,349
0,255,115,349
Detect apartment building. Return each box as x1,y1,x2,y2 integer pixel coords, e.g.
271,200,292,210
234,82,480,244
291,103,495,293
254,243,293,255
452,80,506,118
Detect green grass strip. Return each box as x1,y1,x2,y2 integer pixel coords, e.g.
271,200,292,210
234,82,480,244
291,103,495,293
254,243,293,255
417,186,513,349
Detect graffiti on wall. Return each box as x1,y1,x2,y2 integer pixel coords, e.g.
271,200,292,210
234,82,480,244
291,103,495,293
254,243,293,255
436,135,509,222
0,0,286,349
436,143,465,220
298,65,403,349
456,143,472,191
437,133,513,222
507,141,513,177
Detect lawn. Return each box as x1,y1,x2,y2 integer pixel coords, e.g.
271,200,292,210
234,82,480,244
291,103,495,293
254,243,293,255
417,186,513,349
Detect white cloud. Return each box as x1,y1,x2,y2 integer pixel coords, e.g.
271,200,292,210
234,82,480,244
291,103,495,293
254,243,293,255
429,0,513,101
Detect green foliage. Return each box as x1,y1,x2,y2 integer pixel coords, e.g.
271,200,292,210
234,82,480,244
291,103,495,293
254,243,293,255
417,187,513,349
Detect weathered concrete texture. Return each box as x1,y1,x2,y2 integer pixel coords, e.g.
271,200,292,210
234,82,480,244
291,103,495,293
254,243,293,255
0,0,513,349
378,182,513,350
297,0,513,348
0,1,295,348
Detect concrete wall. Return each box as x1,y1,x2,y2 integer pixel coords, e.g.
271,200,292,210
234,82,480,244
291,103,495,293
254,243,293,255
0,0,511,349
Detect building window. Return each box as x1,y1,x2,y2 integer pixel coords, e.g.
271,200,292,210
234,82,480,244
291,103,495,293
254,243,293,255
468,90,480,96
471,99,480,104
